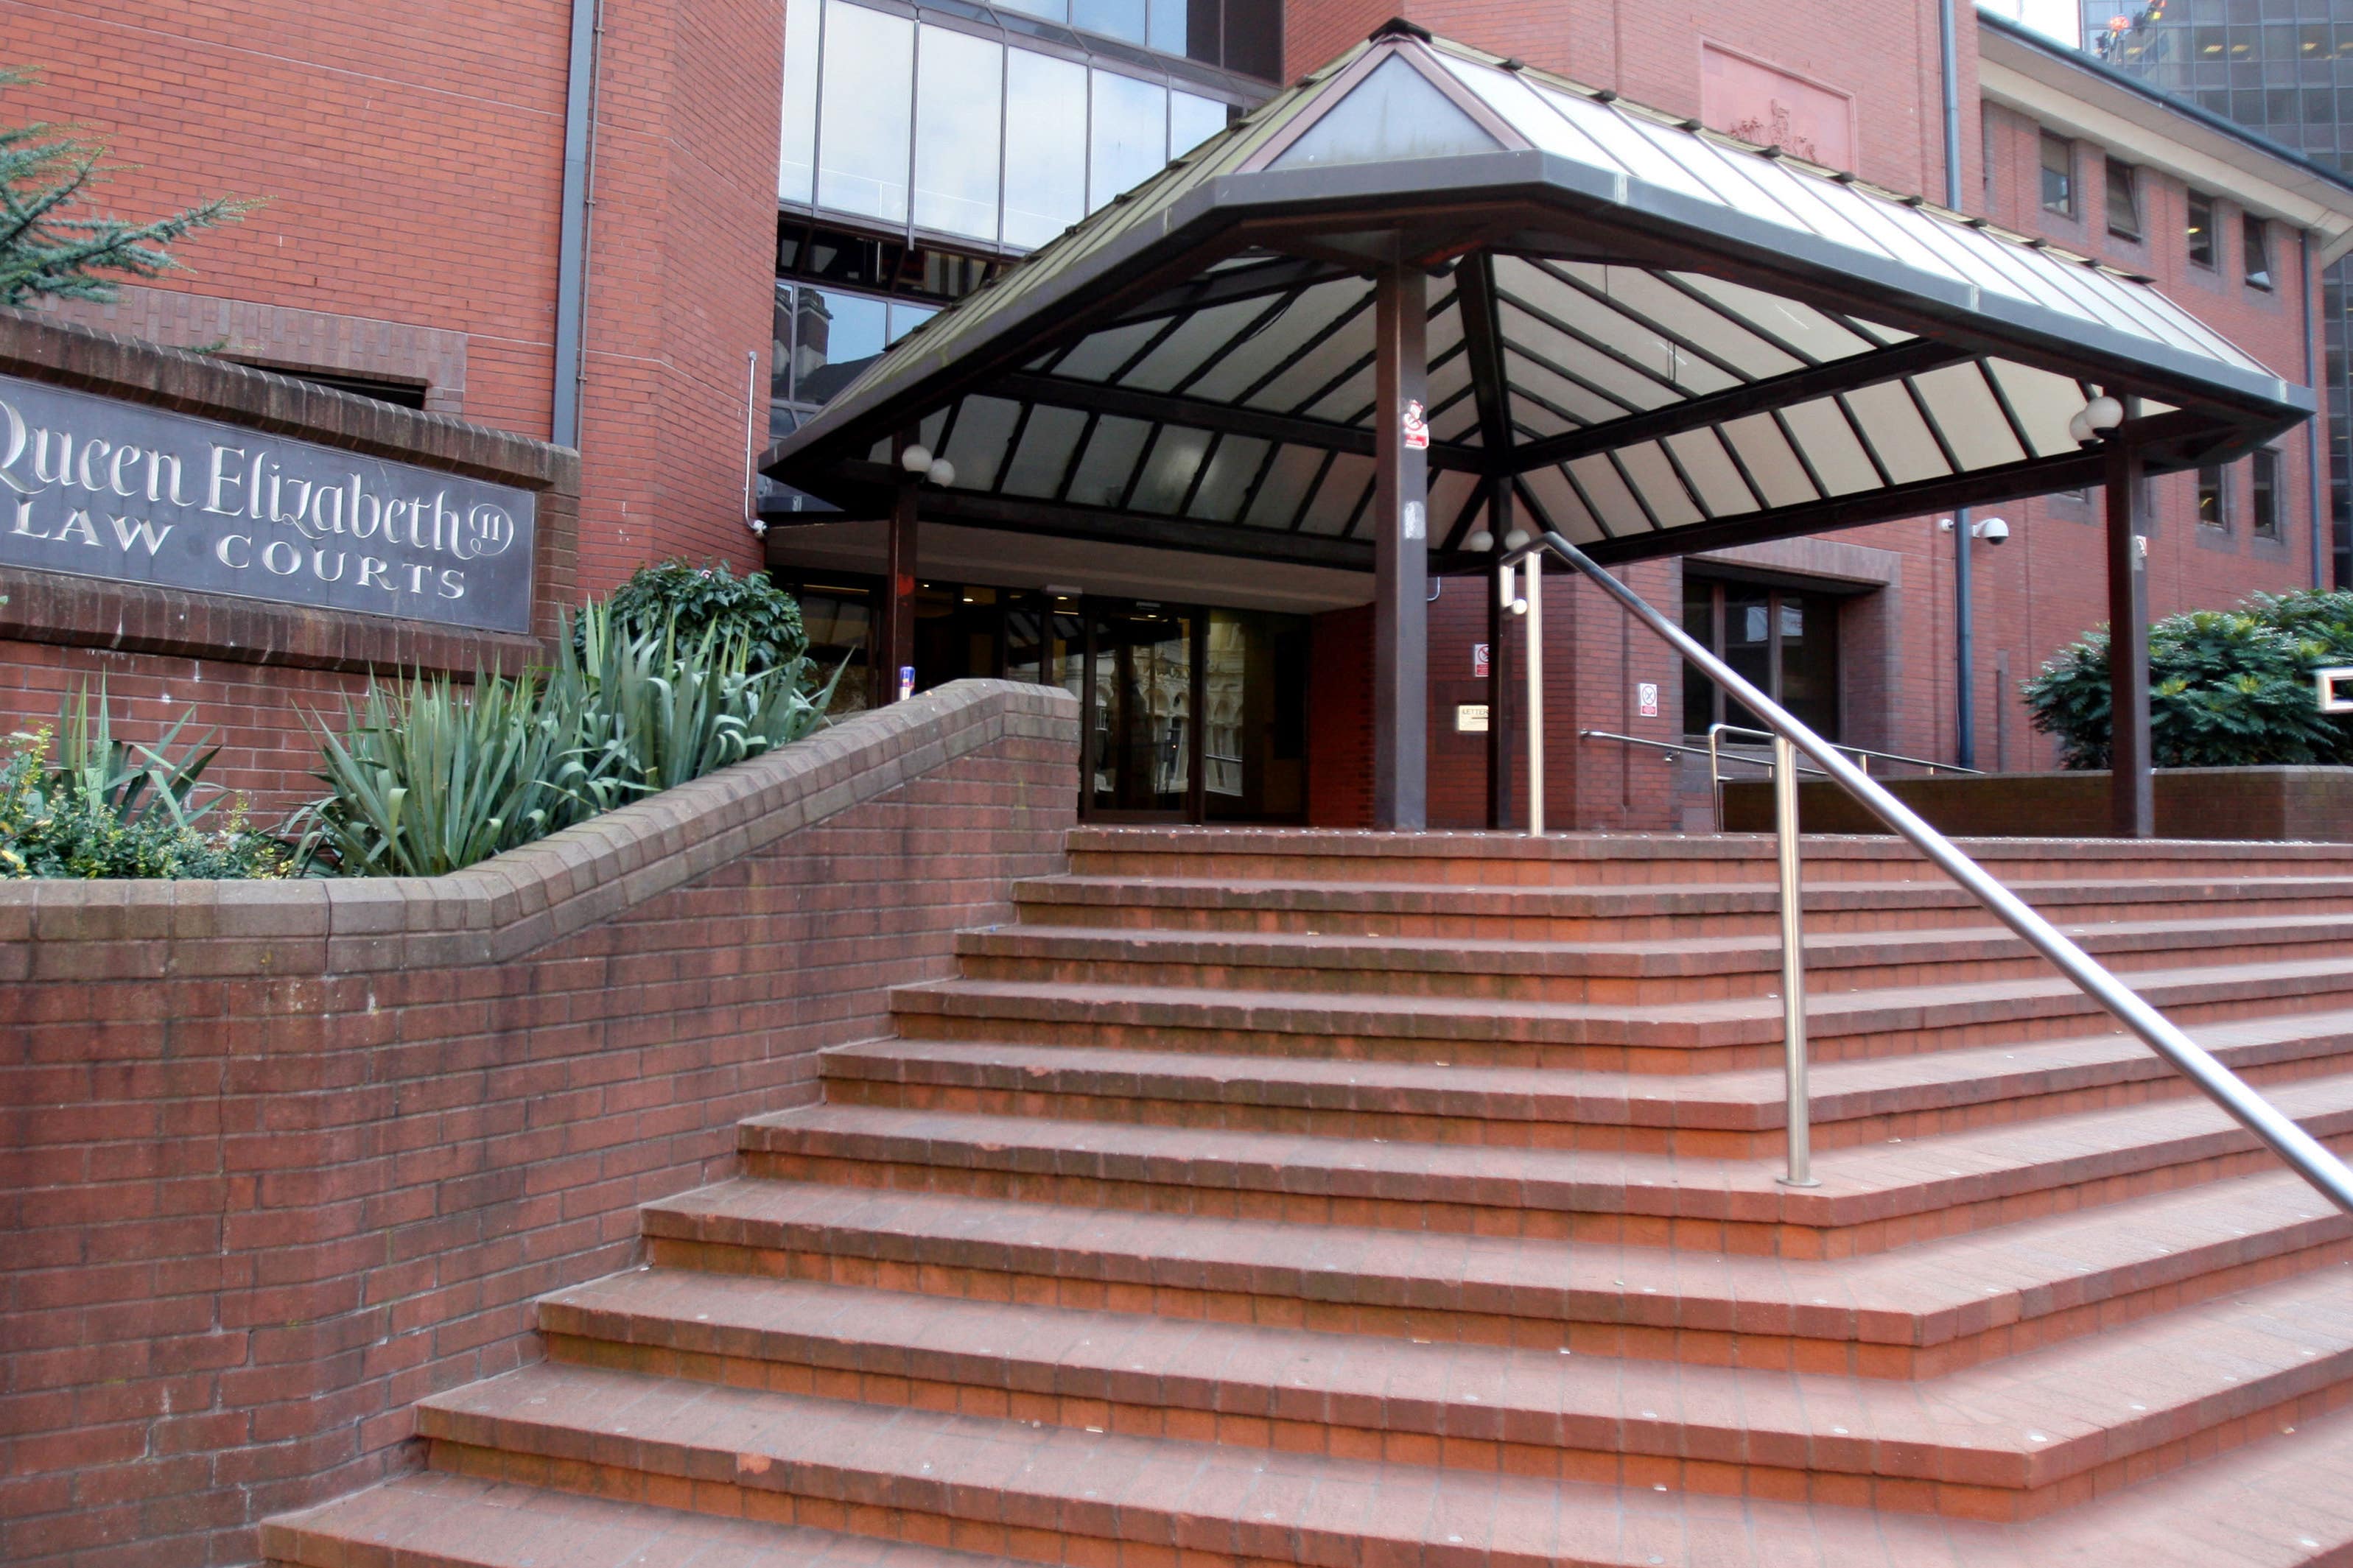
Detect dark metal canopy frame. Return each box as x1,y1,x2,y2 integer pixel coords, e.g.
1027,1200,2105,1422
767,19,2312,831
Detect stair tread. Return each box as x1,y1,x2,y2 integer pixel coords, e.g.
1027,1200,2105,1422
542,1264,2353,1488
739,1075,2353,1223
641,1172,2352,1349
824,1006,2353,1125
959,912,2353,974
262,1469,1006,1568
413,1360,2353,1567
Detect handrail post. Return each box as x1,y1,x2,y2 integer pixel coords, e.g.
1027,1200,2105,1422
1708,725,1725,832
1772,734,1817,1187
1526,557,1544,836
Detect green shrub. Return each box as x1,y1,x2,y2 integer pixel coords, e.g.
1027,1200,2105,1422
300,599,840,877
2022,590,2353,769
0,686,291,879
584,560,808,677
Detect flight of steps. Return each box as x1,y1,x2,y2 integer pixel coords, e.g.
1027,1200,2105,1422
266,828,2353,1567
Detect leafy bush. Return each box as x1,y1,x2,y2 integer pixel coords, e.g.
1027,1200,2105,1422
301,600,839,877
583,560,808,678
2023,589,2353,769
0,686,291,879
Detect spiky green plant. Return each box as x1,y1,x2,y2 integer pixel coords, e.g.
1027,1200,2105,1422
296,599,841,877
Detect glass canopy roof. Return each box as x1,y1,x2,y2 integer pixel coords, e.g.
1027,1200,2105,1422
765,23,2311,569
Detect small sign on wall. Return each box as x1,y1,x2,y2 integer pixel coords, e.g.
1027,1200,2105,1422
1637,681,1659,718
1473,641,1490,678
1455,703,1490,734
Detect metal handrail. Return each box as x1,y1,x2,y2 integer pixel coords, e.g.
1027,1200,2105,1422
1578,728,1827,773
1708,723,1981,780
1509,529,2353,1215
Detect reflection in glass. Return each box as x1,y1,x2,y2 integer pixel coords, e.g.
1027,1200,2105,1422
1202,609,1306,819
1004,50,1088,247
995,0,1068,21
1148,0,1186,57
1073,0,1148,46
779,0,821,203
793,286,888,404
1091,609,1193,813
1090,69,1169,209
915,25,1003,242
1171,91,1229,157
817,1,914,223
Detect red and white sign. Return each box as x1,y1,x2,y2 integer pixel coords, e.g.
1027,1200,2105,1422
1473,641,1490,678
1637,681,1659,718
1401,398,1429,451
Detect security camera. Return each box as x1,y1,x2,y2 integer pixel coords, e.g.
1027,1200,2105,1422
1971,516,2010,546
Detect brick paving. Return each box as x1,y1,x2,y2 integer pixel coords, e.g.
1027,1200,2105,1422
269,828,2353,1565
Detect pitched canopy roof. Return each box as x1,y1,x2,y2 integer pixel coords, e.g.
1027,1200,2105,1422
765,22,2311,571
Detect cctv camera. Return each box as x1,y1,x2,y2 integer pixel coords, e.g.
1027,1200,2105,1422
1971,517,2010,546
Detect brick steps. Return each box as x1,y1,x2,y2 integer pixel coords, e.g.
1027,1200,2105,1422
732,1081,2353,1255
952,912,2353,1003
818,1006,2353,1155
1013,873,2353,941
638,1173,2353,1377
889,956,2353,1072
261,1471,1002,1568
532,1262,2353,1516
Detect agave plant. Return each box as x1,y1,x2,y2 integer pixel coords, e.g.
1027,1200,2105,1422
297,597,842,876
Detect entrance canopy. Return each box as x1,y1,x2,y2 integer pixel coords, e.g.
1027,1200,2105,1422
765,21,2310,570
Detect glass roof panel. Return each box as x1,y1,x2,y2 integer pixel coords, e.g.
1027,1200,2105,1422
1052,318,1169,382
1627,122,1833,239
1567,453,1655,533
1183,281,1367,404
1614,442,1705,527
1243,443,1328,528
1122,298,1281,391
1066,413,1153,507
1129,426,1215,513
1302,360,1376,424
1428,468,1480,542
1664,274,1874,365
1520,80,1722,203
1776,398,1879,495
1431,54,1625,170
1247,318,1375,412
1557,263,1803,382
1426,348,1474,422
1985,359,2094,460
1518,465,1603,543
1298,452,1373,535
1000,404,1092,496
1910,362,2027,471
1843,387,1950,485
1663,428,1761,516
1187,435,1270,521
1717,412,1821,508
1504,347,1628,428
940,396,1025,491
1497,296,1680,413
1270,54,1501,170
1503,257,1739,397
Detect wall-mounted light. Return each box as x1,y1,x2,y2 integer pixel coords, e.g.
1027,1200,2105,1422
898,443,956,487
1465,528,1495,552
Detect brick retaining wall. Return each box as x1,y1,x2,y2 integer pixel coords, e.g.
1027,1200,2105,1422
0,679,1079,1568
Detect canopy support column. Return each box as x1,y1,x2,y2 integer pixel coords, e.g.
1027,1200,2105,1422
1372,261,1428,831
1486,479,1513,831
2105,440,2153,837
881,437,919,707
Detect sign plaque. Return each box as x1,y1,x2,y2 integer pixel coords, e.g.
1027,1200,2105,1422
0,373,538,634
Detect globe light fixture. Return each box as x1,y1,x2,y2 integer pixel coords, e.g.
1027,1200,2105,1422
900,443,934,474
1465,529,1495,552
926,457,957,487
2083,395,2125,432
1503,527,1531,549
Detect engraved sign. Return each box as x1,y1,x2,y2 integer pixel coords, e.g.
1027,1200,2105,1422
0,373,537,634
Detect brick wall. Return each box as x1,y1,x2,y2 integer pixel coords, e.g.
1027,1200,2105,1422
0,679,1079,1568
1,0,782,597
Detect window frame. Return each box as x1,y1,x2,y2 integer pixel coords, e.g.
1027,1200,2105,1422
2038,131,2075,219
2242,210,2273,290
2251,447,2284,540
2103,157,2140,242
2187,189,2218,269
2195,460,2231,532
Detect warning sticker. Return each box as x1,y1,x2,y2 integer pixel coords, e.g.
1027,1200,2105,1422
1402,398,1429,451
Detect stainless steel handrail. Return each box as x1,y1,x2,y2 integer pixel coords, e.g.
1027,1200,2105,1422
1578,728,1828,773
1708,723,1981,781
1510,529,2353,1215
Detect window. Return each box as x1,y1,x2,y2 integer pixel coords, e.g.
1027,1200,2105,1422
2105,158,2140,240
1680,577,1842,742
816,2,915,223
2039,133,2074,217
2196,462,2228,530
2187,190,2217,267
2243,211,2273,289
2252,448,2284,539
913,24,1003,242
771,281,937,409
1003,49,1089,247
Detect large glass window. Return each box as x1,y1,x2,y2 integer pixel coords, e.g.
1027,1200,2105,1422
816,2,914,222
914,24,1004,241
1073,0,1148,46
1171,88,1229,157
1090,69,1170,209
779,0,822,204
1004,49,1089,247
772,281,936,409
1681,576,1842,742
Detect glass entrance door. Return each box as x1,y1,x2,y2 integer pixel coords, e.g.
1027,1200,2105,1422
1084,605,1197,818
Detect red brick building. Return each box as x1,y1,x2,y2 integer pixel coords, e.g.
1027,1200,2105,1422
2,0,2349,820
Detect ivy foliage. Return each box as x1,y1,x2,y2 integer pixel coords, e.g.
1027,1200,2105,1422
1,66,255,307
0,687,292,879
2021,589,2353,769
583,560,810,678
